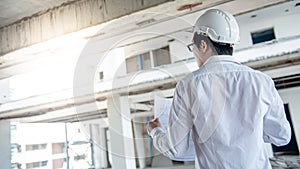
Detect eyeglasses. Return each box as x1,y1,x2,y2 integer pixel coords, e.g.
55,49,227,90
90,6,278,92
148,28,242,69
187,43,194,52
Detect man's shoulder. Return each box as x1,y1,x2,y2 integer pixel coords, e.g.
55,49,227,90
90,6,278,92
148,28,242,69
178,73,194,86
178,63,273,86
182,69,204,82
240,64,273,80
187,64,272,82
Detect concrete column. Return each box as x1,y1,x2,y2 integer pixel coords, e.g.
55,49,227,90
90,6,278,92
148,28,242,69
0,120,11,169
99,127,109,168
90,124,107,169
107,95,136,169
133,117,146,168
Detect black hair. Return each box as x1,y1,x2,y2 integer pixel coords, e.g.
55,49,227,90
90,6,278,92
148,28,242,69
193,33,233,55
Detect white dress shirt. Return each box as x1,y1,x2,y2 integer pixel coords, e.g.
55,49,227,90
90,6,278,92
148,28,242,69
150,55,291,169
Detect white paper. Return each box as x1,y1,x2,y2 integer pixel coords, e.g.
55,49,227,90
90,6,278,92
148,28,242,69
154,95,195,161
154,95,173,130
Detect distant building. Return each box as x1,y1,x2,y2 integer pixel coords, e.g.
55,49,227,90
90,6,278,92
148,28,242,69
11,123,93,169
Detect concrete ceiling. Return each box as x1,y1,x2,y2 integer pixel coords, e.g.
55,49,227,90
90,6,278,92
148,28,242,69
0,0,72,28
0,0,295,80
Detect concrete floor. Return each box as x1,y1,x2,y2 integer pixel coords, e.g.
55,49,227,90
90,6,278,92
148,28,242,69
270,155,300,169
146,165,193,169
144,156,300,169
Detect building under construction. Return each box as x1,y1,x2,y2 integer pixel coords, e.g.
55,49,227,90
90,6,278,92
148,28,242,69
0,0,300,168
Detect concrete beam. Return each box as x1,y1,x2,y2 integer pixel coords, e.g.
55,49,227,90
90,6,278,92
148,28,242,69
0,65,183,121
129,88,175,103
130,103,152,111
16,101,107,123
0,0,171,55
3,51,300,122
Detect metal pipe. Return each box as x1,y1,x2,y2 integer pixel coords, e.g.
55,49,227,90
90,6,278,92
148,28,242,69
145,117,153,166
89,124,95,168
64,123,70,169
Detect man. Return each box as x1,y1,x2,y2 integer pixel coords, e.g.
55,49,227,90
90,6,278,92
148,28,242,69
147,9,291,169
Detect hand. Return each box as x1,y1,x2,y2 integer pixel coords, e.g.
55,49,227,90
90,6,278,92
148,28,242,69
147,118,162,133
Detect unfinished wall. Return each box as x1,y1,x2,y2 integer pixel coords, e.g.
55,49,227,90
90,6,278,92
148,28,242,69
236,7,300,49
278,86,300,154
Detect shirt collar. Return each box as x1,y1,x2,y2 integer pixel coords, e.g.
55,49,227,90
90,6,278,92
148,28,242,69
202,55,240,67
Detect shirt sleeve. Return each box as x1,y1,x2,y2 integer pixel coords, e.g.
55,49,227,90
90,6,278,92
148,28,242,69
263,86,291,146
151,81,195,160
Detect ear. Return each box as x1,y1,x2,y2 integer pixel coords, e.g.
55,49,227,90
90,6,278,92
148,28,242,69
200,40,208,53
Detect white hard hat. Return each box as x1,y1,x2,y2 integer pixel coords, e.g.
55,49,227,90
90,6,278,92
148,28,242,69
193,9,240,45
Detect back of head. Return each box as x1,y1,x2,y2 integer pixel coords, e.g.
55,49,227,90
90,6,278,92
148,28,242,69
193,9,240,55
